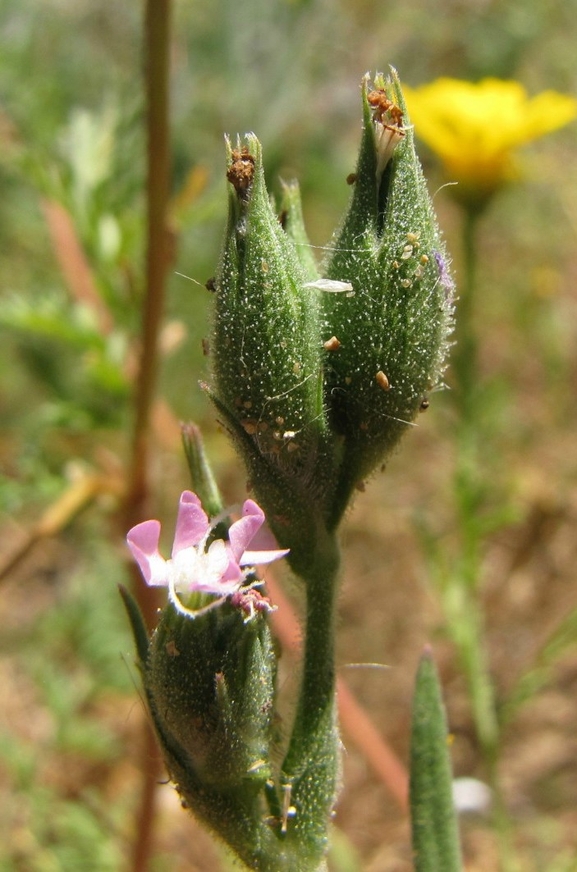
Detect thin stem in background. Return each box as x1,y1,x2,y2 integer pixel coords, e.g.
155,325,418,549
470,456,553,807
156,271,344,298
453,208,480,417
123,1,172,870
454,208,500,759
125,0,173,560
42,199,116,335
451,207,519,871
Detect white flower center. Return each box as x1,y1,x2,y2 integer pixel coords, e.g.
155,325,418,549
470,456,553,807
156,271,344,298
169,537,234,595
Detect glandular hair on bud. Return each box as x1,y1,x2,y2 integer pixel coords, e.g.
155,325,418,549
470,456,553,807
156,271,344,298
375,370,390,391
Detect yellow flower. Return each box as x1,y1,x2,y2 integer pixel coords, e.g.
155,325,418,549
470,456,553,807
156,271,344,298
403,77,577,206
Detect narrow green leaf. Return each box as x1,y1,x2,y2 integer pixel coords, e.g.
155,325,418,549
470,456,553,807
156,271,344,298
180,421,224,518
410,648,462,872
118,584,150,666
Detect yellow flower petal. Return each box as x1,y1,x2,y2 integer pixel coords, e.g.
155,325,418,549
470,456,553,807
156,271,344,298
403,77,577,203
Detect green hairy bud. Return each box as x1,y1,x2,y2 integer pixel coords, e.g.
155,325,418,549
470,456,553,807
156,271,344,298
321,70,454,520
121,588,282,869
209,136,337,573
146,602,276,793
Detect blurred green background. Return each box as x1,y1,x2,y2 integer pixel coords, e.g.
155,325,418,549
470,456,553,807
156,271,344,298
1,1,577,869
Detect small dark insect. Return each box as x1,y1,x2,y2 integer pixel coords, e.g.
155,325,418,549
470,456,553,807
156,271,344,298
346,173,358,185
205,277,216,292
419,397,430,411
367,89,404,127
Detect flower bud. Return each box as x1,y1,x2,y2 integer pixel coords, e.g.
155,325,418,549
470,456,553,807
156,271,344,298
321,70,454,518
146,601,276,793
120,586,281,867
209,136,336,572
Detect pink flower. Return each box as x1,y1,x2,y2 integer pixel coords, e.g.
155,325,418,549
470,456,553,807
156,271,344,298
126,491,288,616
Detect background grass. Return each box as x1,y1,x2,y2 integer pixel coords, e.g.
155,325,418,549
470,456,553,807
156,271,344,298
1,0,577,869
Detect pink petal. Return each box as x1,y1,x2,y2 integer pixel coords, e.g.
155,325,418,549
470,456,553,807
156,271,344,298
245,521,280,552
242,521,289,564
221,548,243,583
228,499,289,567
127,520,170,586
227,499,265,562
172,491,210,557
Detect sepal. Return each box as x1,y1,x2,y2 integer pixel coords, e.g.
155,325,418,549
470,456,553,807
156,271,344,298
145,600,276,791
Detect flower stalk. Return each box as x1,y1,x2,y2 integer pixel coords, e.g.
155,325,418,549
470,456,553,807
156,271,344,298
279,529,341,867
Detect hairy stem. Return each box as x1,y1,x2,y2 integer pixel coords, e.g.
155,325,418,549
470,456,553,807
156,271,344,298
280,528,341,869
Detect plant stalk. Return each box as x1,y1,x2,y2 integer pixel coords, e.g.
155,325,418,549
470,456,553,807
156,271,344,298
451,205,518,871
279,528,341,869
283,532,340,770
124,1,172,870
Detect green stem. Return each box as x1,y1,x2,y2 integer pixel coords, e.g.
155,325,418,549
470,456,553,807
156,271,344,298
453,209,500,757
125,0,172,544
280,527,341,868
284,531,339,764
455,594,499,757
453,207,480,418
449,206,518,871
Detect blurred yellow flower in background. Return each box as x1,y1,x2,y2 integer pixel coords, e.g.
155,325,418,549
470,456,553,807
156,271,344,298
403,78,577,207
